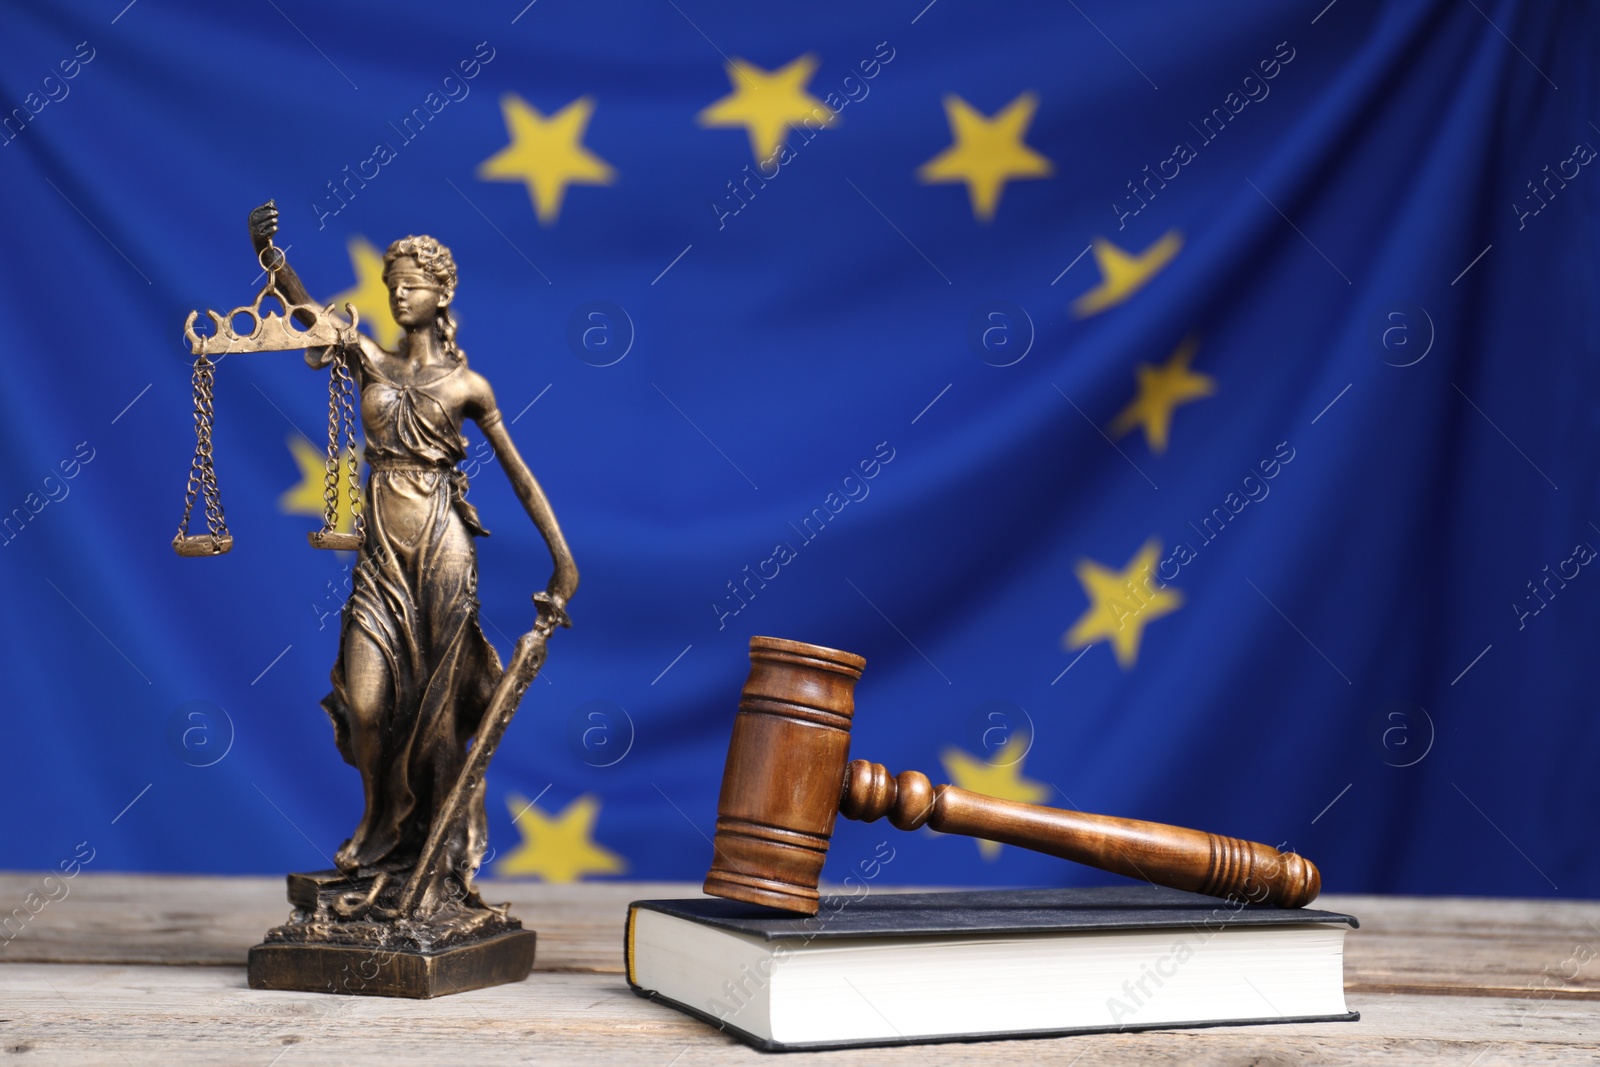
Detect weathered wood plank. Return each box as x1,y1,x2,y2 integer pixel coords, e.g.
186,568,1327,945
0,874,690,973
4,875,1600,1002
1333,893,1600,1001
0,963,1592,1065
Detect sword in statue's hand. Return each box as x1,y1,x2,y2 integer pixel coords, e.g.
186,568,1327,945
391,591,572,918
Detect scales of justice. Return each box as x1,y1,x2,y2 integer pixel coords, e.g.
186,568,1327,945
174,201,579,997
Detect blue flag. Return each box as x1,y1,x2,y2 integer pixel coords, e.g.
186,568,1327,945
1,0,1595,898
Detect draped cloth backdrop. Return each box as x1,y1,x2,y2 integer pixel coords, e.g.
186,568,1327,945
0,0,1596,897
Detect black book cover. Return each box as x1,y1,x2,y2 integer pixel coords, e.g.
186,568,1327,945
626,885,1359,1052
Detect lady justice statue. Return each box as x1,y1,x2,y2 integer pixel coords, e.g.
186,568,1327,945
179,202,577,997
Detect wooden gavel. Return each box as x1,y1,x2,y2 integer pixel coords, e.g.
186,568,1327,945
703,637,1320,915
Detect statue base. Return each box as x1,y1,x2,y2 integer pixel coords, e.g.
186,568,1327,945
248,929,536,998
247,868,537,998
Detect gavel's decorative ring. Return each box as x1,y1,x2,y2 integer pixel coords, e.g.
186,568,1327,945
703,636,1321,915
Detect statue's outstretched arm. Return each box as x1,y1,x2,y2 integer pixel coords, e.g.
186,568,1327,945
247,201,318,315
246,200,378,371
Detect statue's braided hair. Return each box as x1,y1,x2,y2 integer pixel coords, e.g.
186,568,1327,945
383,235,465,363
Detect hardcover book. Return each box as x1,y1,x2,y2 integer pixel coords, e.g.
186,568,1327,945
625,885,1358,1052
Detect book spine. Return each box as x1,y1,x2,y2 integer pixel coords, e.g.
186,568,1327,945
624,905,639,986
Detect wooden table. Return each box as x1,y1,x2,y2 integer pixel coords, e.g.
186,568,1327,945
1,874,1595,1064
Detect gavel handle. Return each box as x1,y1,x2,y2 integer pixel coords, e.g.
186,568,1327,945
839,760,1320,909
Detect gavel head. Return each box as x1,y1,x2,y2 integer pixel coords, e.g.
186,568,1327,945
702,636,865,915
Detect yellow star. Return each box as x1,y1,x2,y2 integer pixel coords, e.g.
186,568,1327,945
698,55,834,164
1064,539,1183,670
917,92,1053,222
495,793,626,883
1071,232,1182,317
478,95,616,225
330,237,400,350
1109,336,1216,454
278,435,360,535
941,737,1051,859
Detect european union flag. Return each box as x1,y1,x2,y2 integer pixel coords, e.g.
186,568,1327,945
1,0,1595,899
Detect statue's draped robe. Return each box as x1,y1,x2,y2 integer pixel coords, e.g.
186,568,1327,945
323,355,502,898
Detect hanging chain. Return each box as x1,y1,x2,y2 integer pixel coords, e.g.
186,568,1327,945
175,360,206,541
336,350,364,540
319,355,343,536
199,357,227,537
309,345,363,551
174,344,231,554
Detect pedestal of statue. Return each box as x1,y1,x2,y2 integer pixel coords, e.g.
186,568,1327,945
247,868,537,999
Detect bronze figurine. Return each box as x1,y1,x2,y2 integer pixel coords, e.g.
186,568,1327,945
177,201,578,997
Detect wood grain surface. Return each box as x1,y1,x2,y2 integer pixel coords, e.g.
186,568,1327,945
1,873,1596,1064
